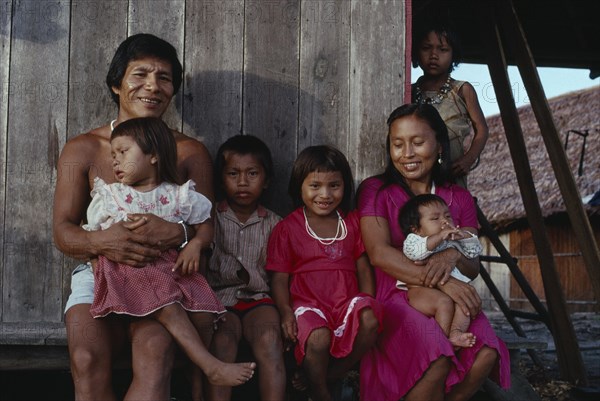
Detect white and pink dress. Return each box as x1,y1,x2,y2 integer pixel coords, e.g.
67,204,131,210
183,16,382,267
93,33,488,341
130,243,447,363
85,178,225,318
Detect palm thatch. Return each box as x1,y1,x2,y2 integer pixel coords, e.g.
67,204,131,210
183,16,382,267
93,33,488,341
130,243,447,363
469,86,600,227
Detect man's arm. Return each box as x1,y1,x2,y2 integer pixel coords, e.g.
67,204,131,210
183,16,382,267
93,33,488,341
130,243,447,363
53,134,160,266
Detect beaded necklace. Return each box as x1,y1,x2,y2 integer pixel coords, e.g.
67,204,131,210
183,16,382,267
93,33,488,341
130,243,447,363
415,75,452,105
303,208,348,246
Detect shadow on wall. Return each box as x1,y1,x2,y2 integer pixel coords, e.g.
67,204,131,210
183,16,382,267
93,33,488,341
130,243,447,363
177,70,325,217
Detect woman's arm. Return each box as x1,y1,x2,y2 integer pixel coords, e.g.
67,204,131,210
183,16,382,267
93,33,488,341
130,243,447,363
356,253,375,296
362,215,480,316
452,82,489,177
360,215,428,286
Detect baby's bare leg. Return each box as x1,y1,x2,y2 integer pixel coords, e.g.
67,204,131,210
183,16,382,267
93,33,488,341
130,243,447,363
407,286,455,336
152,304,255,387
449,305,476,348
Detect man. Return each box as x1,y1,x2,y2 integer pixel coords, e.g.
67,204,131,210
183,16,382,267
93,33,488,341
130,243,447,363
53,33,214,401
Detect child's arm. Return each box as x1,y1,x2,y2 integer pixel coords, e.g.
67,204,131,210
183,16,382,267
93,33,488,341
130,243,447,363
271,271,297,344
356,253,376,296
173,220,214,275
452,82,489,178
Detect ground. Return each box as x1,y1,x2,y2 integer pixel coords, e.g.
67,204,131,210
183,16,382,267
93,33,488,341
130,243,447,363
487,311,600,401
1,312,599,401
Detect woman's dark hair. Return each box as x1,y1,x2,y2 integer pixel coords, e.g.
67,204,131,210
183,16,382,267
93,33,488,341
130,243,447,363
378,103,451,197
412,21,462,73
106,33,183,105
214,135,274,200
111,117,181,185
288,145,354,214
399,193,448,235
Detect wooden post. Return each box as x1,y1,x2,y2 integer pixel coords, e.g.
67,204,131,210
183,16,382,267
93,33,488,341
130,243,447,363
499,0,600,305
477,0,588,385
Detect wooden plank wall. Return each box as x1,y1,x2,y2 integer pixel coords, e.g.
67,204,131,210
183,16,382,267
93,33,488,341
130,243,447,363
509,216,600,312
0,0,406,323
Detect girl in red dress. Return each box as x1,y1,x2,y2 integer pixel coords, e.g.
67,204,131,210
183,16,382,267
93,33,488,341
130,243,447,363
267,145,382,401
86,117,255,387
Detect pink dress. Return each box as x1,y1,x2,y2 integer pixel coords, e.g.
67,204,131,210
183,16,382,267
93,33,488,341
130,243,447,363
358,177,510,400
266,208,383,364
86,178,225,318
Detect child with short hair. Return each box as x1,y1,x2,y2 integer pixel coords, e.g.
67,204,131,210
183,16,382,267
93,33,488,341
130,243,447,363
412,22,489,188
85,117,255,387
267,145,382,401
397,193,482,348
206,135,286,401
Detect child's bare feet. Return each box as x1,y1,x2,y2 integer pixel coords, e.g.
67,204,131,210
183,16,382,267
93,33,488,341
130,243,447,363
206,361,256,386
292,369,308,392
449,330,476,349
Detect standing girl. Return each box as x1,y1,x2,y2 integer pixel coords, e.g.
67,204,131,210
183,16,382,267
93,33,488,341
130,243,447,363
267,145,382,401
85,117,255,387
412,23,489,188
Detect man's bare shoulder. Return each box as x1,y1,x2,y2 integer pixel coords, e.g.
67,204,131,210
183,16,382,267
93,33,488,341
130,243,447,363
59,125,112,168
171,130,210,157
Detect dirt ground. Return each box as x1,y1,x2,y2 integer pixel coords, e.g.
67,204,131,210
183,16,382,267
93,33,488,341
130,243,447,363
487,311,600,401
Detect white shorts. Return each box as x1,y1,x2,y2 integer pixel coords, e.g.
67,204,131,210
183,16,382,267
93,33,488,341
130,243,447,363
64,263,95,313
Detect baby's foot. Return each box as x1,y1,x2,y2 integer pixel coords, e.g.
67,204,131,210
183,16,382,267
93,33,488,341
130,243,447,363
206,361,256,386
450,331,476,349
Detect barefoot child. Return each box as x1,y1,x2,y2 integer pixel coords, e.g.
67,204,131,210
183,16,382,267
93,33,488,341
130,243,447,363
206,135,286,401
267,145,382,401
397,193,483,348
412,23,489,188
85,117,255,387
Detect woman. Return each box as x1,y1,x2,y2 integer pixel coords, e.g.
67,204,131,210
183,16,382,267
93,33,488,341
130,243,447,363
358,104,509,401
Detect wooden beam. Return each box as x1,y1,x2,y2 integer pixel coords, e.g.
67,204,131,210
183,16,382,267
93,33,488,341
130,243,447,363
477,0,588,385
498,0,600,307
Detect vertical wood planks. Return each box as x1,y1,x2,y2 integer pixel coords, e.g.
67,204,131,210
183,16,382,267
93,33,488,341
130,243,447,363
0,0,410,324
299,1,350,155
4,0,70,322
183,1,244,153
67,1,127,138
0,0,12,321
243,0,300,214
349,0,404,183
63,1,129,309
128,0,186,131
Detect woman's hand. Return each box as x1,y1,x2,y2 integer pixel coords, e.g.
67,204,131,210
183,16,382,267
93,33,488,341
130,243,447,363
437,278,482,317
420,248,460,287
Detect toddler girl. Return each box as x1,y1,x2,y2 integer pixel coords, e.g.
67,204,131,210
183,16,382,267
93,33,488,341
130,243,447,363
85,117,255,387
398,193,482,348
412,23,489,188
267,145,382,401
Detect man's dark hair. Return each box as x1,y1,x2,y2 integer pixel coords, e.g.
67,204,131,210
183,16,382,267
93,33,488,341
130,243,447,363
106,33,183,105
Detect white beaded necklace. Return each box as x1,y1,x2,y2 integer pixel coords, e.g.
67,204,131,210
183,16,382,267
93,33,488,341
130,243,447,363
303,208,348,245
110,119,117,132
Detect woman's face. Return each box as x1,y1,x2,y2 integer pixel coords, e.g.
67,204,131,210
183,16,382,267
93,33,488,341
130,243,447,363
389,115,441,185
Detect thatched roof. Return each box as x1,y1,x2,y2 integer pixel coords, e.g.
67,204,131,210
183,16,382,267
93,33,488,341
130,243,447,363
469,86,600,226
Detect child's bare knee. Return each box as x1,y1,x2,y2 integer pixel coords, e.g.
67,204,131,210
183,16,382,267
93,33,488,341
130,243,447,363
306,327,331,353
360,308,380,333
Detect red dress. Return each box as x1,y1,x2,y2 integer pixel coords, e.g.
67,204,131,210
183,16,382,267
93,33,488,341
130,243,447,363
266,208,382,364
